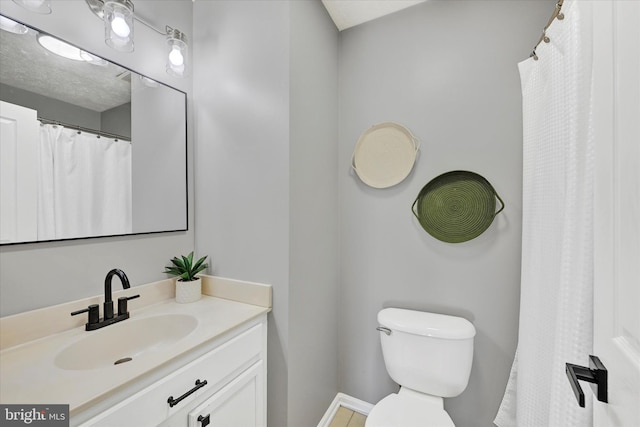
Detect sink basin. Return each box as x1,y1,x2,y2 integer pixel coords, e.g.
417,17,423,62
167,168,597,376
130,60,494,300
54,314,198,371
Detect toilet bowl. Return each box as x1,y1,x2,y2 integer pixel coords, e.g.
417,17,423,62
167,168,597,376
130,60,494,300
365,308,475,427
366,388,454,427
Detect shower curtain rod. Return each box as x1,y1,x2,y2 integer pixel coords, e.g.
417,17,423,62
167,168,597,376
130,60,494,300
530,0,565,60
38,117,131,142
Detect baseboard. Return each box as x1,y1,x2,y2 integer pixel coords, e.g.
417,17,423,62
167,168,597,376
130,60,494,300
317,393,375,427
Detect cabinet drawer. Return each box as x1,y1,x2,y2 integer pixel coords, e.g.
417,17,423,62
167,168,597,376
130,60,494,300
187,361,264,427
81,322,263,427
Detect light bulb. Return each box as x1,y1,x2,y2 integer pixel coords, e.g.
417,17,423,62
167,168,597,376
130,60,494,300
80,51,94,61
103,0,134,51
139,76,159,88
0,16,28,34
111,13,131,38
11,0,51,14
80,51,108,66
37,34,84,61
24,0,44,6
168,46,184,66
166,28,187,77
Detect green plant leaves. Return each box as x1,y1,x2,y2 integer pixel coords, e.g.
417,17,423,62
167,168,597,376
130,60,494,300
192,256,207,274
170,256,186,270
164,251,209,281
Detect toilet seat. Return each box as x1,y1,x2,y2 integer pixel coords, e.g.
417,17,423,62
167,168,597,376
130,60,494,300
365,392,455,427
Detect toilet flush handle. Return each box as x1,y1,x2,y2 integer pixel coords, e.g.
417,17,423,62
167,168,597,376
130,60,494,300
377,326,392,335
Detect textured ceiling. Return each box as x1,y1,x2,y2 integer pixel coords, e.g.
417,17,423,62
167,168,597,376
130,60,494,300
0,27,130,112
321,0,427,31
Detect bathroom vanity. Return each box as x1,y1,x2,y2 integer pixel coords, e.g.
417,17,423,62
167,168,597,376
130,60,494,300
82,313,266,427
0,275,271,427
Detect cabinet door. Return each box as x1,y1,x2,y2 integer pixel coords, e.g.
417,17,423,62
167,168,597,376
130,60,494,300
188,361,264,427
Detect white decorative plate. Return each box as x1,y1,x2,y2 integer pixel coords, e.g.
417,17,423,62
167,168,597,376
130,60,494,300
351,122,419,188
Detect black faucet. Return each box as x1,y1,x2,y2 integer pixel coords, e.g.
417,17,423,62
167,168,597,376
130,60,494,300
104,268,130,320
71,269,140,331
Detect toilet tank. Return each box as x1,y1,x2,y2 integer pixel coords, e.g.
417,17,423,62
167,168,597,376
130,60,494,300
377,308,475,398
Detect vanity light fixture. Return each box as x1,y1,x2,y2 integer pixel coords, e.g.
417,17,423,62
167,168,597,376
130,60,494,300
84,0,189,78
0,16,28,34
166,27,188,78
11,0,51,14
103,0,134,52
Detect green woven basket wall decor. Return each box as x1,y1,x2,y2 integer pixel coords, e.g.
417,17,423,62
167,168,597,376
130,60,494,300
412,171,505,243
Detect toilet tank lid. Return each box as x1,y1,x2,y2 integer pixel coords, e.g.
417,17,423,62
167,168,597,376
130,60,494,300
378,308,476,339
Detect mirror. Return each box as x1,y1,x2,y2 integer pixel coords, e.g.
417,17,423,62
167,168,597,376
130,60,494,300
0,15,187,245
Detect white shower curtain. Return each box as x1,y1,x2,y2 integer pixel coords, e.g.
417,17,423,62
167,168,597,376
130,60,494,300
495,0,595,426
38,124,132,240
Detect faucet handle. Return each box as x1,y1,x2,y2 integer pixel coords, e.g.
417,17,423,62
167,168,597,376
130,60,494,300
117,294,140,317
71,304,100,326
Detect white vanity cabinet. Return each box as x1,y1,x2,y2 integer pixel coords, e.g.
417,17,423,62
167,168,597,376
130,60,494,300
79,316,267,427
185,360,264,427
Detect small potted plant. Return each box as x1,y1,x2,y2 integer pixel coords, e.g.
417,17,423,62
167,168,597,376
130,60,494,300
164,251,208,303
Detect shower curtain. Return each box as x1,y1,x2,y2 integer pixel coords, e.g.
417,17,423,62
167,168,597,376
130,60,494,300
494,0,595,426
38,124,132,240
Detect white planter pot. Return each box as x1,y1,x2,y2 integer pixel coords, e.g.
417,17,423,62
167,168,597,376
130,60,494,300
175,278,202,303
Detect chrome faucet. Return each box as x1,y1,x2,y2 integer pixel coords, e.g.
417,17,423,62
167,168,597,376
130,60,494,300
71,269,140,331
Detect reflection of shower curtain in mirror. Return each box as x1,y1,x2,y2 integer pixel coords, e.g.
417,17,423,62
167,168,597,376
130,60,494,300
38,124,132,240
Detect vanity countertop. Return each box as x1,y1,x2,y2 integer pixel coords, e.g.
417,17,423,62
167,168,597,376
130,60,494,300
0,275,271,416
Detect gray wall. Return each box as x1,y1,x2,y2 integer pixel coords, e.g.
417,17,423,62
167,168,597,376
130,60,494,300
0,82,101,129
192,1,339,426
131,83,187,233
337,2,552,426
0,1,194,316
101,102,131,139
289,2,339,426
192,3,291,427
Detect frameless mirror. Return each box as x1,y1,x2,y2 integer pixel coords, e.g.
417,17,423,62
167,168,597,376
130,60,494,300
0,15,187,245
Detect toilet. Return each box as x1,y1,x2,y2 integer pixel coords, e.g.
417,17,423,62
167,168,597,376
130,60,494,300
365,308,476,427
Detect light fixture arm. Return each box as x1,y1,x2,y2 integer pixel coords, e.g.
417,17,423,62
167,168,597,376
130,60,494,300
135,15,167,36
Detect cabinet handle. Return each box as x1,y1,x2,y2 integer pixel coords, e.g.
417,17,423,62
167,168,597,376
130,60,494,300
167,379,208,408
198,414,210,426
